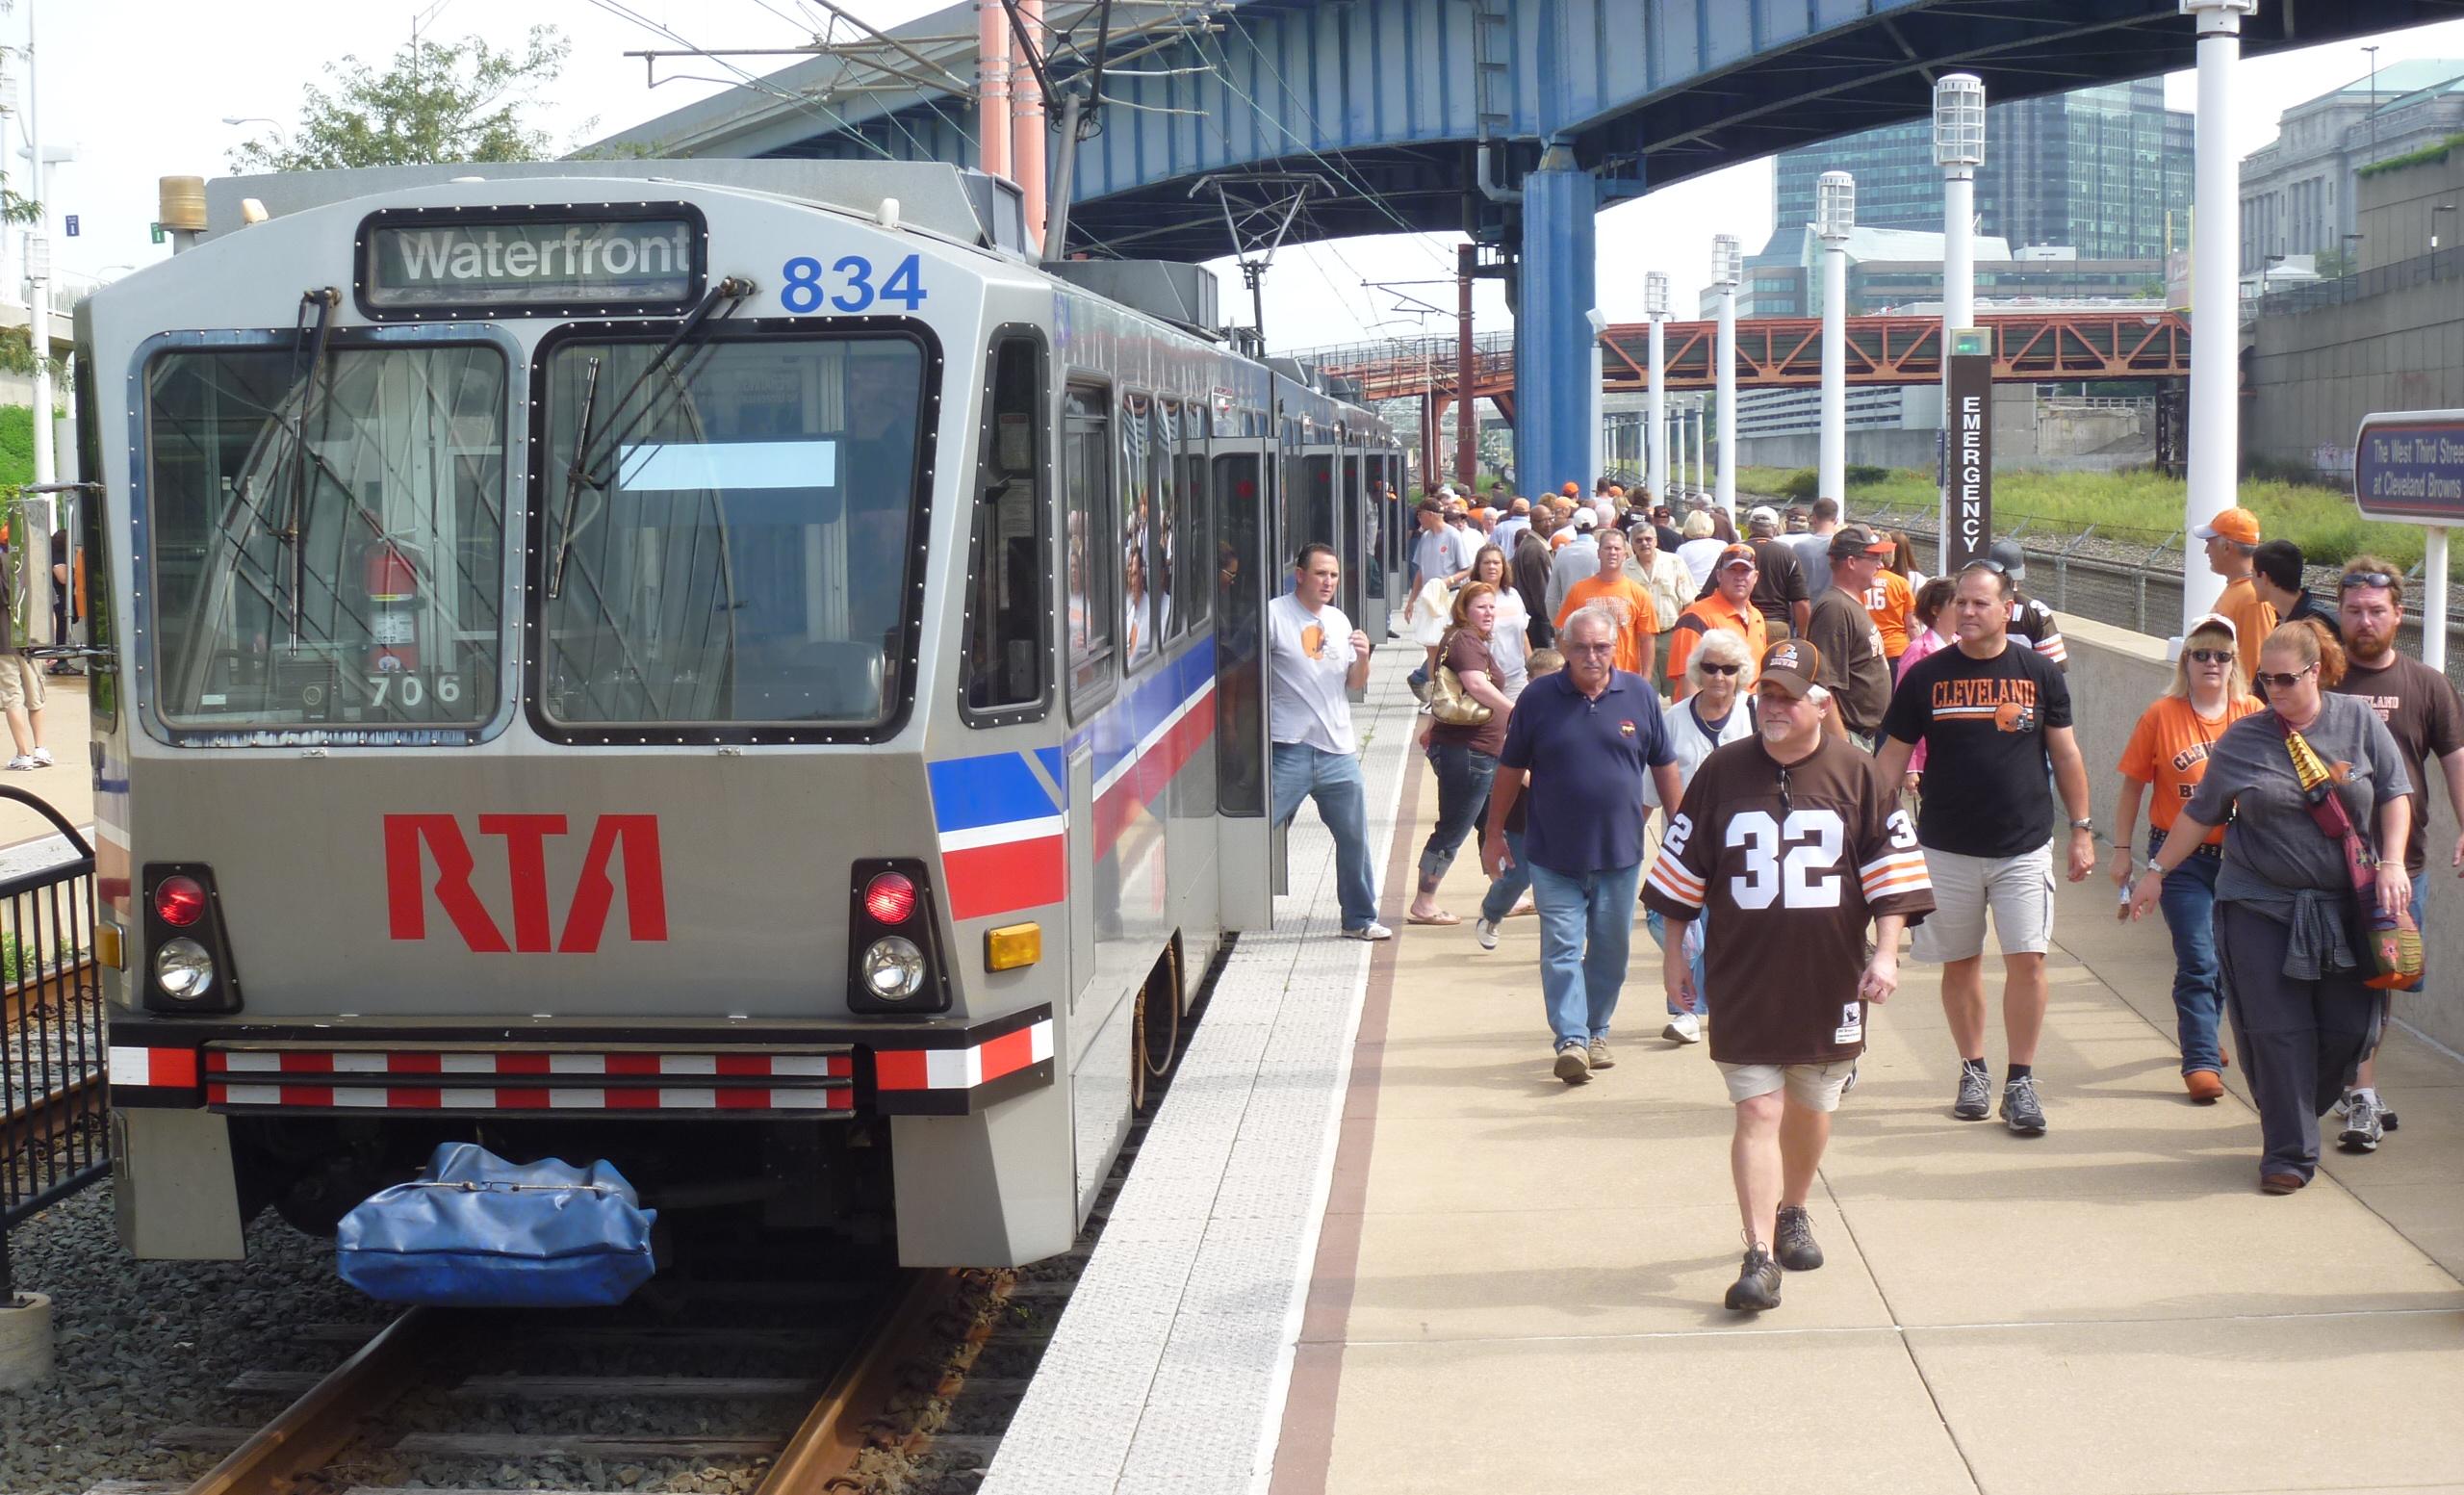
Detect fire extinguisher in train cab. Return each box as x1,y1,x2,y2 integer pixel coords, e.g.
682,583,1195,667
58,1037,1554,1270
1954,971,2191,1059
367,539,421,674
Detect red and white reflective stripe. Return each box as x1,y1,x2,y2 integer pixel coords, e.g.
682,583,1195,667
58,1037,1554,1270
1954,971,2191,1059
206,1082,851,1112
874,1018,1054,1093
108,1045,199,1089
205,1050,850,1079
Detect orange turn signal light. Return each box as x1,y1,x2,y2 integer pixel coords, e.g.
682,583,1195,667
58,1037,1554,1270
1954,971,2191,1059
985,922,1041,971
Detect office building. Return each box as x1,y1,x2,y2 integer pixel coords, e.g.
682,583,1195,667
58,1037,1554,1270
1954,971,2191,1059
2239,59,2464,274
1758,79,2194,275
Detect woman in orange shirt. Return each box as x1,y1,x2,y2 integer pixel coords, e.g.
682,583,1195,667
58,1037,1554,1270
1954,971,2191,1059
2112,613,2262,1102
1862,535,1918,666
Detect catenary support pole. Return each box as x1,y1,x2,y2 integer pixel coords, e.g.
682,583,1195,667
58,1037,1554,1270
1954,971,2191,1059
1935,74,1984,551
1713,235,1740,517
1817,171,1855,524
1457,244,1477,489
27,0,52,491
2427,528,2450,673
1646,274,1668,506
2182,0,2255,632
1012,0,1045,246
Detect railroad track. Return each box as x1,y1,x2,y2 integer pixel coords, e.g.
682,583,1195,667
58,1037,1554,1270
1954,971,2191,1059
133,1268,1007,1495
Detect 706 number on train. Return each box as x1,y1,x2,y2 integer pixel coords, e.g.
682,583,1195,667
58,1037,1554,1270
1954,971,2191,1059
779,253,928,315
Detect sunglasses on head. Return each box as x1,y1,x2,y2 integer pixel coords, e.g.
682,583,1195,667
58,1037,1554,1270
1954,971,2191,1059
1959,558,2008,575
2339,570,2400,592
1700,662,1744,676
2186,649,2234,666
2255,664,2317,689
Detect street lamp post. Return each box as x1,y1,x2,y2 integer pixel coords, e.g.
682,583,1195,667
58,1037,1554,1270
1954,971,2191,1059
2181,0,2257,632
1935,73,1985,550
1711,234,1741,517
1693,398,1707,501
1816,170,1856,522
1645,271,1669,507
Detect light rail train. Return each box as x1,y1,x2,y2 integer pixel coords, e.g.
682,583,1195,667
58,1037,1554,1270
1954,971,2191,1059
82,159,1405,1268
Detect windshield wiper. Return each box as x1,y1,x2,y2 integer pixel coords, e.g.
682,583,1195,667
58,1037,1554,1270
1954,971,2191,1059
279,287,341,652
546,275,755,599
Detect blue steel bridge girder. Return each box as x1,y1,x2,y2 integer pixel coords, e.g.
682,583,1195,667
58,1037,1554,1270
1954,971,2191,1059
601,0,2464,264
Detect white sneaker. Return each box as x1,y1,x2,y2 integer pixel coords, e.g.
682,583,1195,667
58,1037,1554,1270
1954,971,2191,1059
1473,916,1499,951
1662,1012,1703,1044
1345,921,1394,941
28,747,51,767
3,756,33,772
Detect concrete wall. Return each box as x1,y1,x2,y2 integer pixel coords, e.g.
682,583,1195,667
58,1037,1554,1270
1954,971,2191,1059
2248,267,2464,481
2066,614,2464,1057
2357,149,2464,272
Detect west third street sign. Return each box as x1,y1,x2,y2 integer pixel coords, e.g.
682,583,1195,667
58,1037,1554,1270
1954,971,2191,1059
361,213,701,312
2355,410,2464,526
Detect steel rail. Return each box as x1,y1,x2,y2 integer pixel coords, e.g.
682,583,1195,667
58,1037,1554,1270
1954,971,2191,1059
180,1308,449,1495
756,1269,962,1494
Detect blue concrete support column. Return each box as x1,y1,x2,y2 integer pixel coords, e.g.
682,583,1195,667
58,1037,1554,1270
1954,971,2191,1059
1514,144,1596,496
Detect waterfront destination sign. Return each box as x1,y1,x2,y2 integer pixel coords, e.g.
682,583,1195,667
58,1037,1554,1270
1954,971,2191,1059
361,213,702,314
2355,410,2464,525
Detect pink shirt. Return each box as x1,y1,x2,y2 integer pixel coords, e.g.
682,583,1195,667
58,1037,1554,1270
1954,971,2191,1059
1894,625,1951,773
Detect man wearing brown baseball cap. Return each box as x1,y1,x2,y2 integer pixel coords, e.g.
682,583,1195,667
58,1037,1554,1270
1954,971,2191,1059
2194,505,2275,683
1806,527,1897,745
1667,544,1769,694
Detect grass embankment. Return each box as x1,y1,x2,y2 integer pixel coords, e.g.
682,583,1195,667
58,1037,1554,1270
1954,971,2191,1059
1735,464,2450,575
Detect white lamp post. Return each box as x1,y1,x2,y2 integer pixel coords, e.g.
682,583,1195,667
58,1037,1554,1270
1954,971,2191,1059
1693,399,1707,500
1935,73,1985,551
1645,271,1669,506
1711,233,1741,517
2181,0,2258,632
1816,170,1856,523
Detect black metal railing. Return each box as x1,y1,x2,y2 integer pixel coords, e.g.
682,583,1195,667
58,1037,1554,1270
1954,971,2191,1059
0,788,104,1297
2252,242,2464,319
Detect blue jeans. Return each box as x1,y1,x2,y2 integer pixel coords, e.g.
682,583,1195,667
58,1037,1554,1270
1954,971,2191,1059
1271,741,1380,931
2150,827,2223,1074
1478,828,1530,925
1528,861,1642,1049
1644,907,1708,1018
1418,744,1497,891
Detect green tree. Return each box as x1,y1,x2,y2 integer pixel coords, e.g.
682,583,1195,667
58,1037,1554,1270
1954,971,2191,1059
229,26,572,171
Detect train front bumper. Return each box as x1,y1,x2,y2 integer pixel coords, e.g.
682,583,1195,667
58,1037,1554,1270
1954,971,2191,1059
104,1005,1055,1120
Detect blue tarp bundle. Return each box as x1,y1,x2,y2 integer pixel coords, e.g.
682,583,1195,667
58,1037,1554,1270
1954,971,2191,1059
337,1143,657,1308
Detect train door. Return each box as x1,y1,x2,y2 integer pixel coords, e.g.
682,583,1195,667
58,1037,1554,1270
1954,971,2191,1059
1060,384,1116,1012
1212,416,1276,931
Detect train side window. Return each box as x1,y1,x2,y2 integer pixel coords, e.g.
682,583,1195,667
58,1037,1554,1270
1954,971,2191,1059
1118,393,1158,673
1064,384,1116,710
1177,412,1212,631
1149,400,1180,647
961,335,1047,720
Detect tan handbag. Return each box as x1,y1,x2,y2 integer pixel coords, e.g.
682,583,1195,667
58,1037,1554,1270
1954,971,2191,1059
1428,628,1494,728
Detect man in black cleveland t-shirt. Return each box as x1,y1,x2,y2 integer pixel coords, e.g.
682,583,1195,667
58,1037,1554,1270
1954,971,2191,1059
1876,563,2095,1137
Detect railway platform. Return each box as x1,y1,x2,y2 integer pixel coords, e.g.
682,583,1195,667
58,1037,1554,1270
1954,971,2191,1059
984,634,2464,1495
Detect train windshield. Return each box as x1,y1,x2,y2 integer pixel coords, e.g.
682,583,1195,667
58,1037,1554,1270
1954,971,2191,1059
142,342,508,735
535,333,926,729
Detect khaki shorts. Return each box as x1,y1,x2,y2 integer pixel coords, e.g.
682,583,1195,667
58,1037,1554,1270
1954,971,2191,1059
1910,844,2054,963
1717,1060,1856,1113
0,655,45,714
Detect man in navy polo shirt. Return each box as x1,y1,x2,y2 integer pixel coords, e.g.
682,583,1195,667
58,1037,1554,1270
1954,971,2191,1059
1482,605,1683,1084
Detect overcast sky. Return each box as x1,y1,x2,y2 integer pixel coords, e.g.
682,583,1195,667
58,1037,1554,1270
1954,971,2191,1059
22,2,2464,352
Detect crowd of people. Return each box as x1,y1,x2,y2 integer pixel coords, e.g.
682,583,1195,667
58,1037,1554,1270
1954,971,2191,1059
1268,482,2456,1312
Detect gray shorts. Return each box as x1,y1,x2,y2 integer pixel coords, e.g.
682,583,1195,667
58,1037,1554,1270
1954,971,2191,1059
1717,1060,1856,1113
1910,843,2055,963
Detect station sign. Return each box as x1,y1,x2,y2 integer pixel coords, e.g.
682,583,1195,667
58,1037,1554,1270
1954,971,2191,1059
355,205,705,319
2354,410,2464,526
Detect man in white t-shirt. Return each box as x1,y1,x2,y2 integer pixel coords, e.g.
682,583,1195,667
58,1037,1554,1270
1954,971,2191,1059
1270,544,1391,941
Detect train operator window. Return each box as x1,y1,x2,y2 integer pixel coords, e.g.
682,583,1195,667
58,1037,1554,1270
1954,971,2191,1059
535,333,928,729
1063,384,1115,712
141,341,508,735
961,335,1047,718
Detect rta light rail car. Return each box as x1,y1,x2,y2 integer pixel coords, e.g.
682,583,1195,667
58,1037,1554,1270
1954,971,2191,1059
77,160,1405,1270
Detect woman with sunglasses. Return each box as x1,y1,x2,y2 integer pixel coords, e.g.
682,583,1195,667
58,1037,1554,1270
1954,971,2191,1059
2127,619,2413,1193
2112,613,2263,1102
1641,627,1758,1044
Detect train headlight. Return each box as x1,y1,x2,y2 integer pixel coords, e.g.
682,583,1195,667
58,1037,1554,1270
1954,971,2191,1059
154,938,217,1001
860,937,927,1001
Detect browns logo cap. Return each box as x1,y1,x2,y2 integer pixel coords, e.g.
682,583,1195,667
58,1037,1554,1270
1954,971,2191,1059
1758,638,1823,698
1716,543,1758,571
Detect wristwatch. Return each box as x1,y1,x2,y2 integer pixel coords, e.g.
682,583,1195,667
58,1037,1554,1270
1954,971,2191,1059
2070,818,2095,833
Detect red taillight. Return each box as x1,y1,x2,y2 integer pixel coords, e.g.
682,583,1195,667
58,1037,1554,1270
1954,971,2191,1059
863,871,917,924
154,875,208,928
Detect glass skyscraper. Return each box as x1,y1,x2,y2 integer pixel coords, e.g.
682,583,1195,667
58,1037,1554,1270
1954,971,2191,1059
1760,80,2193,271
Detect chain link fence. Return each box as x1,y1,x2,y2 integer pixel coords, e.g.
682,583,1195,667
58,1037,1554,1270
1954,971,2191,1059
1835,498,2464,689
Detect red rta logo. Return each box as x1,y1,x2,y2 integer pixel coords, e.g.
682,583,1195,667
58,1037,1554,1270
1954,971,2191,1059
384,814,669,953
